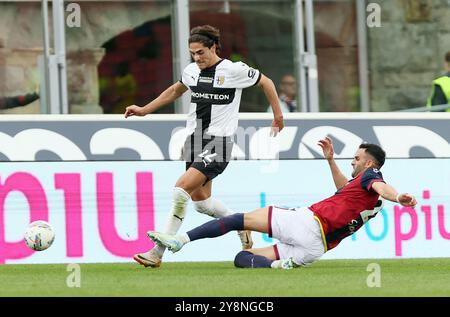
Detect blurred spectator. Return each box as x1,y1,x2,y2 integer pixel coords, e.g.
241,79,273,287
100,62,137,114
112,63,137,114
267,74,297,113
427,51,450,111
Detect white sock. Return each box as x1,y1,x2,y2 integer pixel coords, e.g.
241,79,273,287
154,187,190,257
210,198,233,218
271,260,281,269
193,197,233,218
177,233,191,245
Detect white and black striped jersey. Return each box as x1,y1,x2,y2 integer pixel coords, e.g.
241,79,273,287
180,59,261,137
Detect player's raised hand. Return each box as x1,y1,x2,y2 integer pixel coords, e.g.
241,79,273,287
270,115,284,137
397,193,417,207
318,137,334,160
124,105,146,118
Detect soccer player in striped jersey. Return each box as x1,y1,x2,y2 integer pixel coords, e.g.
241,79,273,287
147,137,417,269
125,25,284,268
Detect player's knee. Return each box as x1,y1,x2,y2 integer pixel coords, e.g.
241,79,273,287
193,199,215,217
190,189,210,202
234,250,253,268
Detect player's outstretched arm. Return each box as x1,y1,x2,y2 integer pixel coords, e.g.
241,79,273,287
257,74,284,136
318,137,348,189
124,81,188,118
372,182,417,207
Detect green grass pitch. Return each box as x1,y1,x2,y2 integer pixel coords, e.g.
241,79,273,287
1,259,450,297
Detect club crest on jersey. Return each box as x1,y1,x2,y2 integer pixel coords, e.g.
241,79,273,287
216,76,225,86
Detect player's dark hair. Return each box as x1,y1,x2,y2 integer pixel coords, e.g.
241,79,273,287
446,51,450,63
189,25,221,54
359,143,386,168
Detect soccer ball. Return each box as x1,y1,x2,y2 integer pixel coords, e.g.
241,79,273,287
24,220,55,251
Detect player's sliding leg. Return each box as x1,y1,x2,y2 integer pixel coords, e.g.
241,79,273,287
234,250,300,270
233,248,299,269
148,207,269,253
148,206,299,269
133,168,206,268
148,212,245,252
191,181,253,249
233,246,275,268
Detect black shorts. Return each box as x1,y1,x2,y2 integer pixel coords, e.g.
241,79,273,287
183,133,233,182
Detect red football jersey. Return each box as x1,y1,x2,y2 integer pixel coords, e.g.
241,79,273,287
309,168,384,251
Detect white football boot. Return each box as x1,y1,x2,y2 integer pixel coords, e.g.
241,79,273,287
147,231,184,253
271,257,301,270
133,247,162,268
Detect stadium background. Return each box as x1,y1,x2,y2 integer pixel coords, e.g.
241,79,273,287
0,113,449,265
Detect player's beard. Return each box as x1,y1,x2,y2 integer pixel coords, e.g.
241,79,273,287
351,167,358,178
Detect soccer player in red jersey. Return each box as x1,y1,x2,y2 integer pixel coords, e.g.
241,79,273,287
147,137,417,269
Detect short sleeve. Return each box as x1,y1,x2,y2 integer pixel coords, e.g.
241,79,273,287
230,62,261,88
180,70,189,88
180,63,197,89
361,168,385,192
